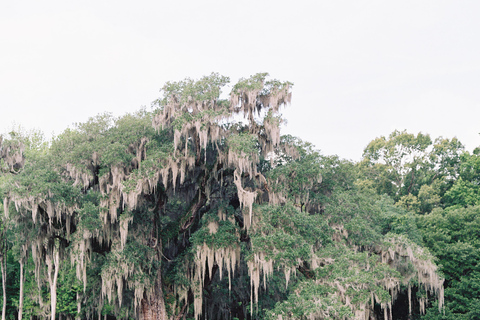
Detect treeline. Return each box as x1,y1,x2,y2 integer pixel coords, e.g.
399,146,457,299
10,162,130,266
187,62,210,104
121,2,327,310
0,73,477,320
359,130,480,319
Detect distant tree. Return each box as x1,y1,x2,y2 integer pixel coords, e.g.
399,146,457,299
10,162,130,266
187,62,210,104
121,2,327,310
442,151,480,207
360,131,464,210
361,130,432,199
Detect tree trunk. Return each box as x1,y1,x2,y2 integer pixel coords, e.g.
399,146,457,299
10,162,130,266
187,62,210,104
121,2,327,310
140,295,167,320
140,264,168,320
76,292,81,320
46,249,60,320
140,242,167,320
18,261,24,320
140,277,167,320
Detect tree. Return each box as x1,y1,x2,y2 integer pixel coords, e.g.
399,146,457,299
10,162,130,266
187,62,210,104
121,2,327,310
418,205,480,319
360,131,464,211
1,73,444,320
361,130,432,199
442,151,480,207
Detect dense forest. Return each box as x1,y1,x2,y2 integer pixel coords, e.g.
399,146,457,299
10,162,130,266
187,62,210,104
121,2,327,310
0,73,478,320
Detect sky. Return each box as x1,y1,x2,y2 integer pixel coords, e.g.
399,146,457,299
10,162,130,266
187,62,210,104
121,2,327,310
1,0,479,161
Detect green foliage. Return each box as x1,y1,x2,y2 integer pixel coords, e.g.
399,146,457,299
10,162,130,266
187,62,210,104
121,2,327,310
266,245,399,320
267,143,324,211
418,184,441,214
361,130,432,199
232,73,270,93
56,263,82,317
157,72,230,106
50,110,157,177
417,205,480,318
322,189,383,247
77,199,103,234
360,131,465,204
5,251,20,319
232,72,293,98
317,155,356,193
227,133,258,158
12,152,81,205
363,130,432,162
396,193,421,213
376,195,423,245
443,177,480,207
191,209,239,250
418,206,480,284
249,203,330,267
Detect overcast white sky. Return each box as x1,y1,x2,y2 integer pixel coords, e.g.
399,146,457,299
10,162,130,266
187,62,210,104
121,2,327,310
1,0,479,160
